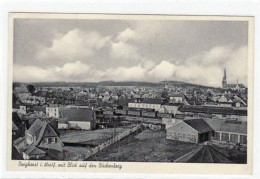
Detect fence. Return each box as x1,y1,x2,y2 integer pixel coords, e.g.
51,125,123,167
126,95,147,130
84,124,143,159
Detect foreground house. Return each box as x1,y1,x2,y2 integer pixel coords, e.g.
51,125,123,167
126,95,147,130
166,118,214,143
13,119,63,160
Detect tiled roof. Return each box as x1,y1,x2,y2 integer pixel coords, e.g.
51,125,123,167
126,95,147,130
24,145,45,155
169,93,184,97
26,119,46,137
179,105,247,115
31,106,46,112
205,118,247,134
176,145,232,163
26,119,60,146
13,137,24,145
128,98,163,104
184,118,214,133
67,107,95,122
226,84,245,88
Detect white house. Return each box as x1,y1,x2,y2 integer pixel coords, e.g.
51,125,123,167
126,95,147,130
169,94,184,103
18,105,27,115
46,104,60,118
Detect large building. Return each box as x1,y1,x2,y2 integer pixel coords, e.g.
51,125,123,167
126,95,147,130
222,68,246,90
128,98,163,111
166,118,214,143
59,106,96,130
206,118,247,145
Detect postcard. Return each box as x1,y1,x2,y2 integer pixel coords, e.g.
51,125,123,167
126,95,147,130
7,13,254,175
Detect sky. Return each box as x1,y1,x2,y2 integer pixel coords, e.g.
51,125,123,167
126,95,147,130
13,18,248,87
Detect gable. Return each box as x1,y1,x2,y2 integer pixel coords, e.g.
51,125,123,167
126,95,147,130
167,122,198,134
42,124,58,137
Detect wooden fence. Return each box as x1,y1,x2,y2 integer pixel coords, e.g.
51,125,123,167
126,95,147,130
84,124,143,159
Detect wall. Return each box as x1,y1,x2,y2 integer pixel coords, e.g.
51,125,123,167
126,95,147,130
166,122,198,143
46,107,59,118
58,123,68,129
128,103,161,111
68,121,91,130
211,131,247,145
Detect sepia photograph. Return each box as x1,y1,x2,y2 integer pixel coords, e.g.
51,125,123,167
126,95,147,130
7,13,254,175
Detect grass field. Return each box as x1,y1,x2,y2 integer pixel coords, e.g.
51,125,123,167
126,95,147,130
60,128,127,145
88,129,200,162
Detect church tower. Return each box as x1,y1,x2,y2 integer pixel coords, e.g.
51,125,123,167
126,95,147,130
222,68,227,88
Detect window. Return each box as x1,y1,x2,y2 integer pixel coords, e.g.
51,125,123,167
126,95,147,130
240,135,247,144
221,133,229,141
191,135,196,143
51,138,56,143
230,134,238,143
178,133,182,140
173,132,178,140
214,132,220,140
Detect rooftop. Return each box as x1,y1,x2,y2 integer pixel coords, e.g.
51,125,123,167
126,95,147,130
184,118,214,133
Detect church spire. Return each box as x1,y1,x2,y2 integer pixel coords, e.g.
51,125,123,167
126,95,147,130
222,68,227,88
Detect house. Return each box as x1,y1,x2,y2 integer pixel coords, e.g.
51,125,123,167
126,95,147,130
28,105,46,117
169,94,184,103
46,104,60,118
161,103,182,115
66,107,96,130
162,118,183,129
18,105,27,115
206,118,247,145
13,119,63,160
166,118,214,143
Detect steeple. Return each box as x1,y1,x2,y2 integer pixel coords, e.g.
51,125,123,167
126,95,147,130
223,68,227,80
222,68,227,88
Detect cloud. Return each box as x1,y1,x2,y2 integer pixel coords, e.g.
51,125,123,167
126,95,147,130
36,29,111,63
110,41,139,60
116,28,138,42
175,46,248,87
54,61,90,78
148,61,177,81
15,42,248,88
14,64,57,82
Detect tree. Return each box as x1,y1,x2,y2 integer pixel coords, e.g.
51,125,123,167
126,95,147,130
27,84,36,94
12,93,17,105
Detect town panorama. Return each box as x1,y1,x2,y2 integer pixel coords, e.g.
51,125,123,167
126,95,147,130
11,18,248,164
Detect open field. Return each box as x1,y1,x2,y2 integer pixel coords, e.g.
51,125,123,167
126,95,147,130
60,128,127,145
87,129,200,162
